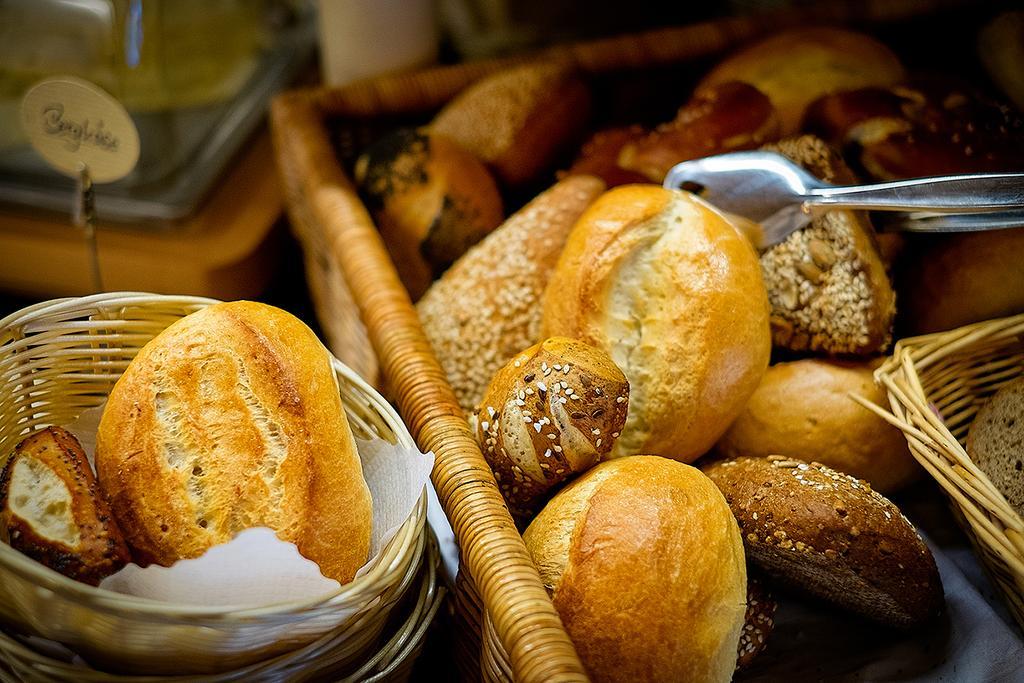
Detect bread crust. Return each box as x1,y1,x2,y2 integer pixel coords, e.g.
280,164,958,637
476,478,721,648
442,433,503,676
96,301,372,583
524,456,746,683
703,456,943,628
418,175,606,414
475,337,629,520
759,136,895,355
717,358,920,493
541,185,770,462
0,427,131,585
431,61,591,186
697,27,905,135
355,128,504,300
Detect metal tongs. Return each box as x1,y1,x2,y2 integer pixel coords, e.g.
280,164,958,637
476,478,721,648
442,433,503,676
663,151,1024,250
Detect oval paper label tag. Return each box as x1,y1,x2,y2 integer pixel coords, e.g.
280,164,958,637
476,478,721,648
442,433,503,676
20,76,140,183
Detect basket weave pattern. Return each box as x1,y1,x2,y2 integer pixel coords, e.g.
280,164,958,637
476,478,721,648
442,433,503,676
863,314,1024,630
0,292,440,681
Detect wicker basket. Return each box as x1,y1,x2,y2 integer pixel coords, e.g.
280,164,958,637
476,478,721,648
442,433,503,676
0,292,442,680
269,2,977,678
859,314,1024,631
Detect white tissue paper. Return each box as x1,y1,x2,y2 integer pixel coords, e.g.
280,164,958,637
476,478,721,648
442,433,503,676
65,404,434,608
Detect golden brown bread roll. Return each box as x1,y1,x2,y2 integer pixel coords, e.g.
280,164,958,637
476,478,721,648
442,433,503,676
760,136,895,355
980,11,1024,112
354,128,504,300
703,456,944,629
717,358,920,494
96,301,372,583
898,227,1024,334
0,427,131,586
431,61,591,186
697,27,905,136
541,185,770,462
418,175,606,414
564,126,651,188
524,456,746,682
475,337,629,520
804,82,1024,181
618,81,781,182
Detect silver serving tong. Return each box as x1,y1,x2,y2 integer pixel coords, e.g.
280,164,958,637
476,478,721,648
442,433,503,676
663,151,1024,249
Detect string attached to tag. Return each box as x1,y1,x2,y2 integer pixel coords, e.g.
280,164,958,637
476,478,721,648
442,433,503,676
74,164,103,292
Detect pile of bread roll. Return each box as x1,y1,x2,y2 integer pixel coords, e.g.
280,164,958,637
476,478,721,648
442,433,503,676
0,302,372,587
375,23,1024,680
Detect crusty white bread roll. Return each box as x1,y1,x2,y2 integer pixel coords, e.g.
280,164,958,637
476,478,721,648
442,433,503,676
0,427,131,585
717,358,920,494
96,301,372,583
541,185,771,462
431,61,591,186
696,27,905,135
475,336,629,520
355,127,504,301
703,456,944,629
418,175,606,414
524,456,746,682
967,377,1024,519
760,136,895,355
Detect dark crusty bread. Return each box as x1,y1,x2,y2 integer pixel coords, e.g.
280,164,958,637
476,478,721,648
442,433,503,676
738,573,777,671
759,135,895,355
475,337,629,521
618,81,781,182
0,427,131,585
417,175,606,414
355,128,504,300
431,61,591,186
702,456,943,629
967,377,1024,519
564,126,650,188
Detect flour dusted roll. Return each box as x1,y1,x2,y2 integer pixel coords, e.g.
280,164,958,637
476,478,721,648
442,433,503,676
541,185,771,462
524,456,746,682
96,301,372,583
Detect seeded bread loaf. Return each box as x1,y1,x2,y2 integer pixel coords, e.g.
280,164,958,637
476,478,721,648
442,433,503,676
703,456,943,629
96,301,372,583
0,427,131,585
475,337,629,520
541,185,771,462
431,61,591,186
738,574,777,671
418,175,606,414
524,456,747,682
355,128,504,300
717,358,920,494
967,377,1024,519
759,136,895,355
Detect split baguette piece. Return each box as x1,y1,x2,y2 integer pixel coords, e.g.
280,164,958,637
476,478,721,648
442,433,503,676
96,301,372,583
703,456,943,629
418,175,606,414
0,427,131,586
475,336,629,520
524,456,746,682
541,185,770,462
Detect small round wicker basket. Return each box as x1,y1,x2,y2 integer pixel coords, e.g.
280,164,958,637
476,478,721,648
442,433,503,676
859,313,1024,631
0,292,441,680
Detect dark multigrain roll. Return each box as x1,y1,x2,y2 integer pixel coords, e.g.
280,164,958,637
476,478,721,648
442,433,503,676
702,455,944,629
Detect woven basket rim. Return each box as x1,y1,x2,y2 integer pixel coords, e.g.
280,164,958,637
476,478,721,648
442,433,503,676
0,291,426,621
